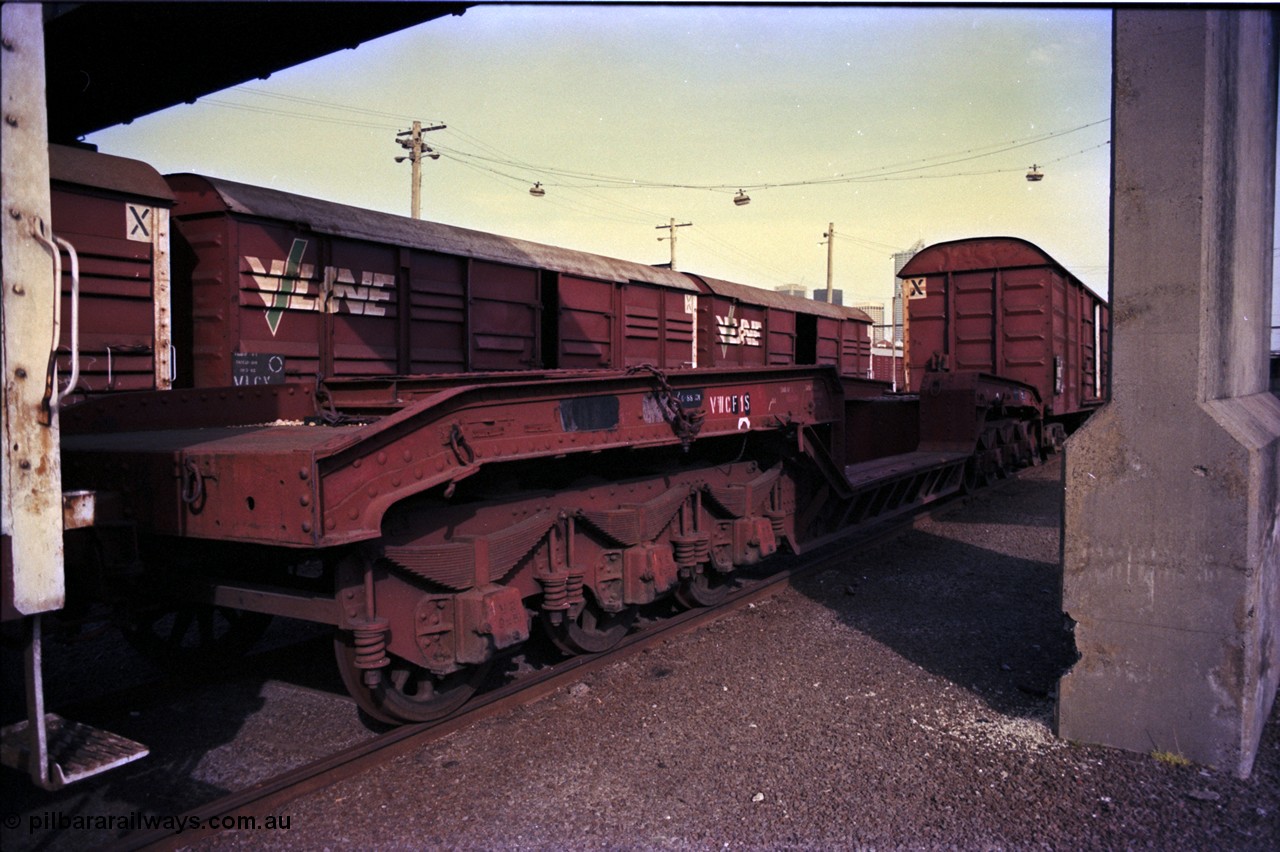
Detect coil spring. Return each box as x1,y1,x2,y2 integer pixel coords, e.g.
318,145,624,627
352,616,389,688
541,576,569,612
565,572,585,609
671,536,699,567
766,510,786,538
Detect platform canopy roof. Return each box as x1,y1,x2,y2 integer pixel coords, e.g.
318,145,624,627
43,2,470,143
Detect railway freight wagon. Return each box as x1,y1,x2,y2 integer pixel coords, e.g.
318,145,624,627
163,172,874,389
5,147,1052,788
48,145,175,401
40,146,876,401
898,237,1110,443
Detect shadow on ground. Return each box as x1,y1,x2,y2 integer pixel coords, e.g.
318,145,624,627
791,467,1077,721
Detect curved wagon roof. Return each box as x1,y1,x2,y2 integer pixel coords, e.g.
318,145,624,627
686,273,874,324
897,236,1106,302
166,173,701,293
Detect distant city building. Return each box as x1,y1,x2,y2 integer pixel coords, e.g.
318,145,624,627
773,286,808,299
891,244,923,342
854,302,892,343
812,289,843,306
854,303,885,327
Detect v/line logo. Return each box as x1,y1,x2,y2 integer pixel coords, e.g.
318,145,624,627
244,239,395,336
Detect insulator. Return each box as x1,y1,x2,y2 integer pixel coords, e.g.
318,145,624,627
352,616,389,688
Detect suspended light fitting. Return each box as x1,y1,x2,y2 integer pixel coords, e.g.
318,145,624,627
529,182,546,197
733,189,751,206
1026,164,1044,182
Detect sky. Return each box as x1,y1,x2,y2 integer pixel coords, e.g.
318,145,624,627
86,4,1115,316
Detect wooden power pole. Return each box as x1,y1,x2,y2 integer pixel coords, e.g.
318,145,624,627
395,120,445,219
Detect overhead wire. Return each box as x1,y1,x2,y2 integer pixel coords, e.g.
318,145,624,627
194,86,1106,290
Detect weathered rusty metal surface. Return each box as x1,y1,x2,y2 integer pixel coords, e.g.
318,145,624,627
169,174,713,387
898,236,1109,417
686,272,871,377
915,370,1042,454
688,272,873,322
166,173,876,388
169,174,700,292
60,367,842,548
48,147,174,398
60,381,321,434
2,4,63,617
48,145,175,203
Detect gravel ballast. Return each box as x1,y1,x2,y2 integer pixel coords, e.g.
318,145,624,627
196,456,1279,849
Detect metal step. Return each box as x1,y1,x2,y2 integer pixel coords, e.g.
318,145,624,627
1,713,148,789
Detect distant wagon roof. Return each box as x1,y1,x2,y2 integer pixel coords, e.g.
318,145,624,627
687,273,874,324
897,236,1105,301
166,173,701,292
49,144,175,203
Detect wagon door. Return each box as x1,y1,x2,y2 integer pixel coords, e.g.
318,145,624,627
324,239,399,377
469,260,540,370
406,251,466,374
839,318,871,378
949,269,997,375
1000,265,1055,402
230,224,327,384
813,315,842,370
765,307,797,366
557,274,614,369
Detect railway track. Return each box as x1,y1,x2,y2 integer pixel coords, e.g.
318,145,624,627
99,484,986,851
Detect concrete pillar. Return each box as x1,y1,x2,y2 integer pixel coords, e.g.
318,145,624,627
1059,10,1280,778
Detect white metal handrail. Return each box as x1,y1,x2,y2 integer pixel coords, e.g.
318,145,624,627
29,220,82,411
52,234,80,409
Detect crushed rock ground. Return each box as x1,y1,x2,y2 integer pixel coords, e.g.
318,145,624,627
195,456,1280,850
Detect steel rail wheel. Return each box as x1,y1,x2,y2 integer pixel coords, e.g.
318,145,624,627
334,632,490,724
674,569,734,608
540,597,636,656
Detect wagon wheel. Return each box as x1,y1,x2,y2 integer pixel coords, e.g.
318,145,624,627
122,604,272,666
674,568,734,609
334,631,490,725
540,596,635,655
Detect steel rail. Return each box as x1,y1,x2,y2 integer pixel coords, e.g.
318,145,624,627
102,493,955,852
